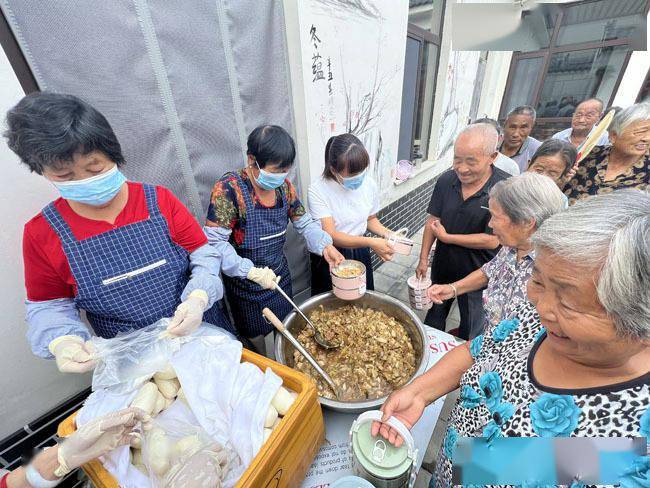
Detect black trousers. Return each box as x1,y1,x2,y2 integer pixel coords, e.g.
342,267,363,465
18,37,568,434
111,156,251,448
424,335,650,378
424,289,485,340
310,246,375,296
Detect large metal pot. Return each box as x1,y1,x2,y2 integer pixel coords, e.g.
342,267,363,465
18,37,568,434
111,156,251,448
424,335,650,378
274,291,428,413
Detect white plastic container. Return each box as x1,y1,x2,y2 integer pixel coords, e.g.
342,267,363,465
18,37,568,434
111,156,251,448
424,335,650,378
407,275,432,311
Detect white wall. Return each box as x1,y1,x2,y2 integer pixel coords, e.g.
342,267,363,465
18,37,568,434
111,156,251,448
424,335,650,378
614,50,650,107
0,48,90,439
284,0,409,210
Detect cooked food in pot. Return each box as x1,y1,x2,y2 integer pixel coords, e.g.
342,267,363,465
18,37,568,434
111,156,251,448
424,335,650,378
293,305,417,400
332,266,363,278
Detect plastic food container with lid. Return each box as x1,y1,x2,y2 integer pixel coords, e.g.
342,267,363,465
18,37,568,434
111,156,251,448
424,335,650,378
387,228,414,256
331,259,367,300
407,275,432,311
349,410,418,488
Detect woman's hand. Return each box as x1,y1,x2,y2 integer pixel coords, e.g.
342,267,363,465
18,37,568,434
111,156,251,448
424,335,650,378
415,257,429,280
322,245,345,267
370,237,394,262
371,385,426,448
427,284,455,304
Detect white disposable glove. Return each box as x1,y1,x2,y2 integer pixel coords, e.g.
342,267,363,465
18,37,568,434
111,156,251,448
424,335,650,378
247,266,280,290
48,335,96,374
165,290,209,337
55,407,150,477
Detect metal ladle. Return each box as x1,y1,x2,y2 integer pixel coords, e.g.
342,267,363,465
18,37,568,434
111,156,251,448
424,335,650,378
262,307,341,399
272,282,340,349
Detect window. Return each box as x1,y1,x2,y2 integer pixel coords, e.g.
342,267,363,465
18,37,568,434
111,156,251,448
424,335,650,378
500,0,645,135
398,1,444,163
537,46,629,117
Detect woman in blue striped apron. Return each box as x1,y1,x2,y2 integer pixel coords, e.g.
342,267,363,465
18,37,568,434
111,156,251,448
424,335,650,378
7,93,232,374
205,125,344,345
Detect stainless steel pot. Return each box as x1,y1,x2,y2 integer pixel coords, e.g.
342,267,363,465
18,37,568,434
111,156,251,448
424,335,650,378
274,291,428,413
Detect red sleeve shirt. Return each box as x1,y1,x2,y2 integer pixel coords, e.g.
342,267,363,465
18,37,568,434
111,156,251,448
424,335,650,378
23,182,207,301
0,472,8,488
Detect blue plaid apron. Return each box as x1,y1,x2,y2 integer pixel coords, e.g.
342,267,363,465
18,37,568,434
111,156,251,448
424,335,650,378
222,172,292,337
42,183,232,338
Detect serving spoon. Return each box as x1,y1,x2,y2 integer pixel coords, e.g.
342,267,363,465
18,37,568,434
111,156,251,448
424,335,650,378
272,282,340,349
262,307,341,399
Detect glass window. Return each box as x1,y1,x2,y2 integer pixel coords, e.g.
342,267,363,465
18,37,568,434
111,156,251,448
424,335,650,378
502,57,545,116
556,0,646,46
536,45,628,118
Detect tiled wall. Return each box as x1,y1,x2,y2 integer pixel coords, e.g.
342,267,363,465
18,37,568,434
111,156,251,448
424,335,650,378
369,174,440,269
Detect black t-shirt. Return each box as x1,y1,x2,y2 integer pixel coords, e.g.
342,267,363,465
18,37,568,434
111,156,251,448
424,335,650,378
427,167,510,283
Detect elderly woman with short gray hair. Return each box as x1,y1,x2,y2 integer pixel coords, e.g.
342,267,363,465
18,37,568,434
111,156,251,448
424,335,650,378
375,190,650,487
565,101,650,204
428,172,566,335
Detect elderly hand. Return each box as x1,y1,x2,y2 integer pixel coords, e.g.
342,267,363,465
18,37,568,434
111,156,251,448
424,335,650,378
430,219,449,242
55,407,150,477
166,290,208,337
427,284,456,304
415,257,429,280
323,245,345,268
247,266,280,289
48,335,96,374
370,385,426,448
370,237,394,262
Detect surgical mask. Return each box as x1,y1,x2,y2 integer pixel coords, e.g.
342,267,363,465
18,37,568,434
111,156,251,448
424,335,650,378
252,162,288,190
52,165,127,206
338,169,366,190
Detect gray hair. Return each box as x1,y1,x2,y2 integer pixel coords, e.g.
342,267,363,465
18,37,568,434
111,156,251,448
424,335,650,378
608,102,650,135
489,173,566,228
507,105,537,122
456,123,498,156
532,190,650,340
473,117,502,137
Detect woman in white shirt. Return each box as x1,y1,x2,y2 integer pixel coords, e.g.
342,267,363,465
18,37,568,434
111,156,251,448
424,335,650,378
308,133,395,295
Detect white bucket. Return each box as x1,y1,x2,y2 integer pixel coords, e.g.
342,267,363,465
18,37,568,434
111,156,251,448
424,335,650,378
407,275,432,311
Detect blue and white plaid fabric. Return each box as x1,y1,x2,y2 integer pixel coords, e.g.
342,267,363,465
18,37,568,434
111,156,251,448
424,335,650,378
222,172,292,337
43,184,231,337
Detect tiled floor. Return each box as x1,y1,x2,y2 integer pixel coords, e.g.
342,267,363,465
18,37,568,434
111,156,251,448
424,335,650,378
374,226,461,486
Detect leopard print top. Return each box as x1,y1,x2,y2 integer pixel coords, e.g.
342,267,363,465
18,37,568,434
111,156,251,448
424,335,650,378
433,301,650,487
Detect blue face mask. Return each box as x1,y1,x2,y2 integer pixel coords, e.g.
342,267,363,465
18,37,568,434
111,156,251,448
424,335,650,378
53,165,127,206
339,169,366,190
253,162,288,190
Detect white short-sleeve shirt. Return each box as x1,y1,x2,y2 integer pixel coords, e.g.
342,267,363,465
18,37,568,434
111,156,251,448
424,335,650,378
308,175,380,236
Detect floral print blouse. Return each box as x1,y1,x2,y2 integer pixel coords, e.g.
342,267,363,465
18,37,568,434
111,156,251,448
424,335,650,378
206,169,306,247
480,246,535,336
433,301,650,488
564,145,649,206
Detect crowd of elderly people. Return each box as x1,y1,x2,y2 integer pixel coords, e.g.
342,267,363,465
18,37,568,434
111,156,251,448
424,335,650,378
379,99,649,487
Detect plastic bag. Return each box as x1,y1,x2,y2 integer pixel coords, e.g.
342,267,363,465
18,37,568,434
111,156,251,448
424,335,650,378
142,405,230,488
91,320,182,392
91,320,235,393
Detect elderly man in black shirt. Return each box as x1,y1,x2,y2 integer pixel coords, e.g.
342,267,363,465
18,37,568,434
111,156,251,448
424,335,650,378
416,123,510,339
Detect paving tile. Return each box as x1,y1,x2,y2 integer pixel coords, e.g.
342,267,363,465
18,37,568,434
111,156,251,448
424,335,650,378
414,468,432,488
375,259,409,278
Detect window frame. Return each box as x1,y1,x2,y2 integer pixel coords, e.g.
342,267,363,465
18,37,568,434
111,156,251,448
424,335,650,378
403,0,445,163
499,0,645,121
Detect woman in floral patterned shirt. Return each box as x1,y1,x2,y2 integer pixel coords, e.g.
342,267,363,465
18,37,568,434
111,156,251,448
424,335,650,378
374,190,650,487
564,102,650,205
204,125,343,341
427,173,565,336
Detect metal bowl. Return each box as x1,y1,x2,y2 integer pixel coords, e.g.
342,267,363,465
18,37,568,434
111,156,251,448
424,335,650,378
274,291,428,413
